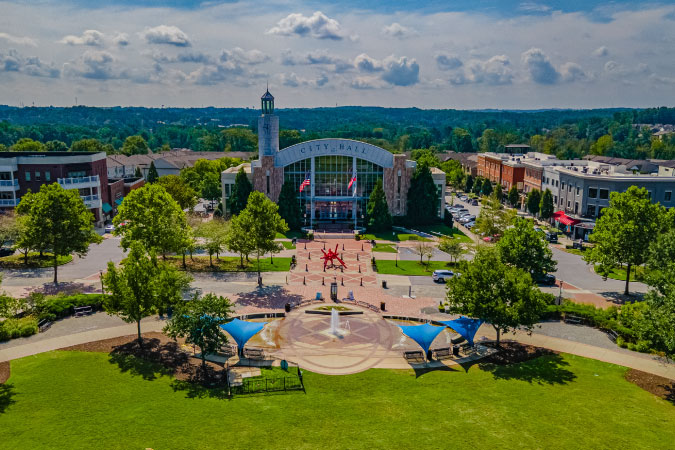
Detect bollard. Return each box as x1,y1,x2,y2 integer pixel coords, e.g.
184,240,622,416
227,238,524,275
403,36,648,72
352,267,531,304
408,285,412,297
358,265,361,273
303,276,306,285
324,243,326,250
308,252,311,260
304,243,307,250
322,277,325,286
360,277,363,286
286,275,288,284
361,243,364,251
305,263,308,272
341,277,344,286
342,243,345,250
357,253,359,261
323,265,326,272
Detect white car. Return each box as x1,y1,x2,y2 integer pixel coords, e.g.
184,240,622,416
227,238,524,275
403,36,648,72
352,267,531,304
104,224,115,233
459,215,476,224
432,269,455,283
453,209,470,218
464,221,475,229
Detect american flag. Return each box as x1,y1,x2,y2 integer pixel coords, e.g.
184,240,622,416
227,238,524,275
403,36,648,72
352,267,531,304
348,174,357,189
299,175,311,192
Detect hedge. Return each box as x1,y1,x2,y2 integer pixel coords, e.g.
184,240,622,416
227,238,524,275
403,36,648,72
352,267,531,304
37,293,107,321
0,317,38,341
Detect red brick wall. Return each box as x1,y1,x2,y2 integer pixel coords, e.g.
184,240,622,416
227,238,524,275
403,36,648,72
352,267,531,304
253,156,283,202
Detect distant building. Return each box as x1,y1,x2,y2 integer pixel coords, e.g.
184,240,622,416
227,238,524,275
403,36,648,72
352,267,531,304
107,150,251,179
222,90,445,229
441,152,478,177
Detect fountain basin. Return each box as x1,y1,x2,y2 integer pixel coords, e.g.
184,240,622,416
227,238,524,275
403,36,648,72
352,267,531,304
305,310,364,316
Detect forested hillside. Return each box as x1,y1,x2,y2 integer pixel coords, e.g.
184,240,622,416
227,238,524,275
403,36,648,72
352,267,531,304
0,105,674,160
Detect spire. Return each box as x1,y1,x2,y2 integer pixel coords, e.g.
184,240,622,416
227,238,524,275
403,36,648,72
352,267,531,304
261,86,274,114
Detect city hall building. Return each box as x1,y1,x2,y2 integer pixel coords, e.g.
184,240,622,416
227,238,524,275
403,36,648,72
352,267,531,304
222,90,446,229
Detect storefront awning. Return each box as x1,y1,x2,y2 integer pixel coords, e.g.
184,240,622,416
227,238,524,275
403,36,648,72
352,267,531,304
114,197,124,206
102,202,113,213
556,214,580,226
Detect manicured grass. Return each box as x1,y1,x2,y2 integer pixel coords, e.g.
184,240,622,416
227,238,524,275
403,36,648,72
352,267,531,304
1,351,674,449
279,241,296,250
559,247,586,257
376,259,455,276
0,252,72,269
416,224,473,243
360,232,431,242
168,256,292,272
275,230,305,239
594,264,650,282
372,243,397,253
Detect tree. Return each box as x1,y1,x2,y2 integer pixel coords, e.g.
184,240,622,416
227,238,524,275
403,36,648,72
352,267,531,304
164,292,234,368
11,138,45,152
147,162,159,183
539,188,554,220
366,179,392,232
238,192,288,284
103,242,191,344
230,168,252,215
464,175,474,193
479,129,500,153
508,185,519,207
156,175,198,210
526,189,541,216
201,172,221,208
445,246,548,346
474,194,516,238
584,186,665,295
195,218,229,266
414,240,434,265
452,127,473,153
70,138,105,153
646,228,675,295
277,182,302,231
226,212,255,268
44,140,68,152
16,183,102,284
494,183,503,202
134,166,142,178
471,177,483,195
0,212,20,249
406,162,438,226
221,127,257,152
113,184,189,258
438,237,465,264
122,135,150,156
590,134,614,156
497,218,556,279
481,178,493,197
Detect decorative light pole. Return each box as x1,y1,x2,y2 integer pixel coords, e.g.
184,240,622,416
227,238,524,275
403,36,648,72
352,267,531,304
395,245,399,267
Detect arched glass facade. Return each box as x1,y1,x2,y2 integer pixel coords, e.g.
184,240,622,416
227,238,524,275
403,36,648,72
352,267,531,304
284,155,384,226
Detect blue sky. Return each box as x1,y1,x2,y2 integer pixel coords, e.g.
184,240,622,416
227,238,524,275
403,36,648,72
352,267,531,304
1,0,674,109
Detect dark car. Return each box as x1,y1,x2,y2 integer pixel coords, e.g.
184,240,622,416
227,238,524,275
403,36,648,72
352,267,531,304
0,248,14,257
470,199,479,206
545,232,558,243
537,273,556,285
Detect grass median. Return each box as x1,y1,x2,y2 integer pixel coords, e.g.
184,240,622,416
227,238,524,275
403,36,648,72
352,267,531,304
168,255,292,272
375,259,456,276
0,252,73,269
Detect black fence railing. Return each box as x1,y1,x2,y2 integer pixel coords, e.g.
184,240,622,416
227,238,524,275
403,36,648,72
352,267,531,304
229,375,304,395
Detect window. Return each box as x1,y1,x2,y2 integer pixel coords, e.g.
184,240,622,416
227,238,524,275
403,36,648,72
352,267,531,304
553,196,557,204
587,205,596,217
576,187,580,196
35,171,41,181
561,182,565,190
45,171,50,181
568,184,572,192
588,188,597,198
647,191,652,200
574,202,579,214
25,172,30,181
666,191,672,202
266,174,270,194
67,170,86,178
567,200,571,208
599,189,609,200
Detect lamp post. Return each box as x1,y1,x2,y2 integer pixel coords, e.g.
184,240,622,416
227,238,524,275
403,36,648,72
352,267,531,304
395,245,399,267
558,279,563,306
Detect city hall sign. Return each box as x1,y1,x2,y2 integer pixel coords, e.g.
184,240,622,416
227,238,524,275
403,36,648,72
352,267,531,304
274,138,395,168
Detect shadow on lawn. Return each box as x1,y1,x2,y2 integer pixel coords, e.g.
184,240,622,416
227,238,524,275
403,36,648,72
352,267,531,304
412,363,460,378
108,338,188,381
0,384,16,414
236,286,304,310
479,354,577,385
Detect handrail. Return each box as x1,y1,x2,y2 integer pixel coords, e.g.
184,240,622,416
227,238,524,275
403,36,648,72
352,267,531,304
0,179,19,187
57,175,100,185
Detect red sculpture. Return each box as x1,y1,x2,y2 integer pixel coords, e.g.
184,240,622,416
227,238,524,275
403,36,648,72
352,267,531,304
321,244,347,269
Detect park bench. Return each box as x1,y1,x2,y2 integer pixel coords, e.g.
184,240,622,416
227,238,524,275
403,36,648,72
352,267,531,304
451,335,466,345
244,348,265,360
38,319,52,332
564,314,582,324
220,344,237,357
403,350,425,362
74,305,93,317
432,347,453,360
605,329,619,342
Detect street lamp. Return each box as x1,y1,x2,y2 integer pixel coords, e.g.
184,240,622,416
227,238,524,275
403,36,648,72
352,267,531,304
558,279,563,306
395,245,399,267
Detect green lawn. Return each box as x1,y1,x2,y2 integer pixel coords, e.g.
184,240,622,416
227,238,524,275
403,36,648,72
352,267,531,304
594,264,650,282
372,243,397,253
275,230,305,239
415,224,473,243
0,252,73,269
360,232,431,242
279,241,296,250
1,351,674,449
169,256,292,272
376,259,455,276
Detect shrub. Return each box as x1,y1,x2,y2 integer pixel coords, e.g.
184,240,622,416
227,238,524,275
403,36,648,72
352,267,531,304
355,234,361,241
0,317,38,341
38,293,107,321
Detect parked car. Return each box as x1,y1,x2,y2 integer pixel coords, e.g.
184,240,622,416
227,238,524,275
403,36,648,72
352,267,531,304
104,224,115,233
0,248,14,257
470,199,479,206
464,221,475,229
432,269,455,283
545,232,558,243
459,195,468,202
459,215,476,224
536,273,557,285
453,209,470,218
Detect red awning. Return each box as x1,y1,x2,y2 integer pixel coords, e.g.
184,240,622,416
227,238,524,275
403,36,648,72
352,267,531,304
552,210,566,218
556,214,580,226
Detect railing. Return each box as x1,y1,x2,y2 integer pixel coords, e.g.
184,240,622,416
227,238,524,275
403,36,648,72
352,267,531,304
0,198,20,206
81,194,100,202
57,175,100,186
0,179,19,187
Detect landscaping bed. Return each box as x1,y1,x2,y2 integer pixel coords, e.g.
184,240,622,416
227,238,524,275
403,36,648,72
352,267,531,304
0,361,8,384
0,252,73,269
625,368,675,404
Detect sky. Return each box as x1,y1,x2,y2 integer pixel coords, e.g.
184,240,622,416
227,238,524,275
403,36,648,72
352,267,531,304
1,0,674,109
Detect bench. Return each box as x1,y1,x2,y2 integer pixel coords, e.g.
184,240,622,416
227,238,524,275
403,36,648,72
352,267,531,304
564,314,582,324
432,347,453,360
606,329,619,342
451,335,466,345
403,350,425,362
74,305,93,317
38,319,52,332
220,344,237,356
244,348,265,360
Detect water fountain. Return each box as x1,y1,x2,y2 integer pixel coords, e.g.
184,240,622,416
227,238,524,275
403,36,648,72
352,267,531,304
330,307,341,335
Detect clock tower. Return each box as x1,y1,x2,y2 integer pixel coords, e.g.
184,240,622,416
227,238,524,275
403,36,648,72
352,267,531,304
258,88,279,156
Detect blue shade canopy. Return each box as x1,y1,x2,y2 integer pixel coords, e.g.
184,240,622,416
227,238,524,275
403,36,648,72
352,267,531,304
439,316,484,346
397,323,445,354
102,202,113,213
219,318,267,349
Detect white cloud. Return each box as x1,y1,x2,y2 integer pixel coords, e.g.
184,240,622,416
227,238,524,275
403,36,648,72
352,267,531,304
350,76,384,90
518,2,551,12
0,32,37,47
0,49,59,78
592,46,609,57
112,33,130,47
521,48,560,84
63,50,125,80
282,49,351,72
150,51,215,65
560,62,587,82
59,30,104,46
220,47,270,65
141,25,191,47
278,72,329,88
451,55,513,85
382,23,418,39
435,52,463,70
266,11,345,40
381,55,420,86
354,53,383,72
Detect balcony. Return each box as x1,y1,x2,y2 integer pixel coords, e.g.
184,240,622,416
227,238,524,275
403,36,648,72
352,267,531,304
0,197,20,207
0,179,19,192
81,194,102,209
58,175,100,190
